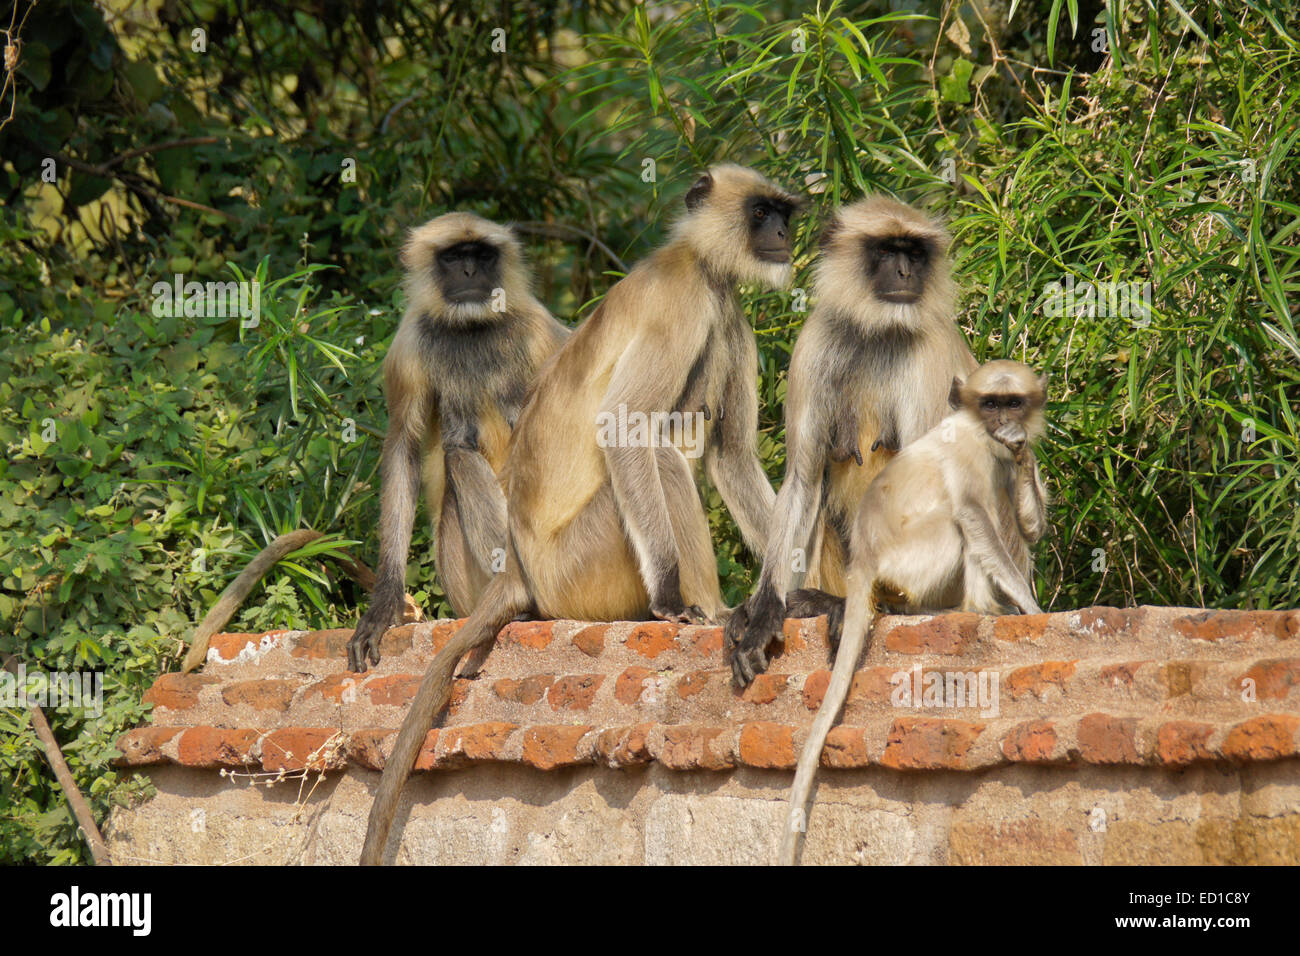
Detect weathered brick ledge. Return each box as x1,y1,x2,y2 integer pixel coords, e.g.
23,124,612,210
118,607,1300,775
106,606,1300,865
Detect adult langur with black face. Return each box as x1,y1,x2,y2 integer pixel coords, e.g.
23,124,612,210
726,197,978,686
356,164,801,864
780,359,1048,865
346,214,569,674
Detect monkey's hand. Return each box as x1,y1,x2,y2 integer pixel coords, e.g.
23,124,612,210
347,594,403,672
993,422,1028,459
725,589,785,686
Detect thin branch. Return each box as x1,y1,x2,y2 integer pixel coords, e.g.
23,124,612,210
514,220,628,272
2,654,112,866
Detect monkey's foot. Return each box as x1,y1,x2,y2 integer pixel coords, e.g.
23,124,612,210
652,604,710,626
724,596,785,687
784,588,846,650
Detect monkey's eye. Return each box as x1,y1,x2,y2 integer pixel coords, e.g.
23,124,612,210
1008,398,1023,409
753,206,767,221
981,398,997,410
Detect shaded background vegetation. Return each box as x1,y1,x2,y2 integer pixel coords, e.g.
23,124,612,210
1,0,1296,861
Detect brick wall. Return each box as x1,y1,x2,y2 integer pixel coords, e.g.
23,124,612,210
107,607,1300,864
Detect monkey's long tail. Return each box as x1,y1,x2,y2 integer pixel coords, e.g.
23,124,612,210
778,584,876,866
359,570,526,866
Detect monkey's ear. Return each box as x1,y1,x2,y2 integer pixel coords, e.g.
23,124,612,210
685,173,714,211
948,376,965,410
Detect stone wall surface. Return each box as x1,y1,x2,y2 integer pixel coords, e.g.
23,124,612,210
106,607,1300,864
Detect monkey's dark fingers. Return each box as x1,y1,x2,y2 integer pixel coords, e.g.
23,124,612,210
852,447,863,466
346,617,387,673
701,404,711,421
731,640,769,687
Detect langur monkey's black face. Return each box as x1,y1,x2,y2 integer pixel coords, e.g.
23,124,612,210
866,235,933,304
747,196,795,263
435,240,502,304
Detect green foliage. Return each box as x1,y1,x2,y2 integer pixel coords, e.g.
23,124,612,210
1,0,1298,863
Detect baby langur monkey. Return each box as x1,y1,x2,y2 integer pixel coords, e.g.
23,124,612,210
779,359,1048,866
347,213,568,672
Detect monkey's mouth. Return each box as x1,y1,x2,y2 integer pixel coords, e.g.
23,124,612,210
876,290,922,304
754,248,791,264
444,289,493,304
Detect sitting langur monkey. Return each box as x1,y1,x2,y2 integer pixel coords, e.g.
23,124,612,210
780,359,1048,865
727,197,977,685
356,165,800,864
346,214,569,672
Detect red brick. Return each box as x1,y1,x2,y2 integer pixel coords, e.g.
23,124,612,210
1173,610,1282,643
683,626,724,657
449,678,471,715
346,728,394,770
494,674,554,705
802,666,897,710
1222,715,1300,762
501,620,554,650
176,728,259,768
658,724,734,770
881,717,984,770
738,722,795,769
1002,719,1058,762
572,624,607,657
307,672,364,703
822,726,870,768
208,630,289,661
413,730,441,771
548,674,604,711
1161,661,1209,698
292,626,413,660
1155,721,1214,765
614,666,654,705
992,613,1052,642
522,725,592,770
626,622,679,658
1007,661,1076,700
220,679,300,712
676,670,712,698
115,727,181,766
1100,661,1149,687
262,728,342,772
290,628,354,660
741,673,788,704
436,722,518,766
366,673,422,707
802,671,830,710
1237,658,1300,700
1073,606,1144,636
1077,713,1139,764
429,619,466,653
855,666,919,706
780,616,815,652
595,723,655,767
143,673,218,710
884,613,980,655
